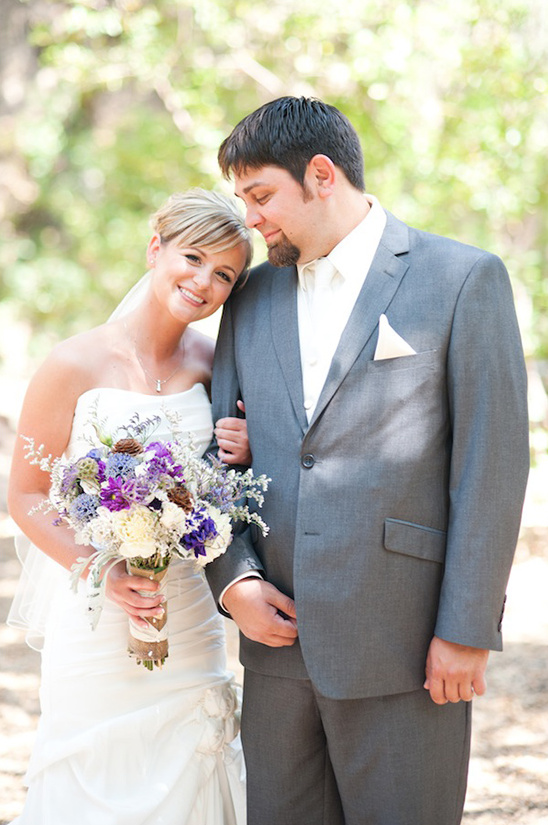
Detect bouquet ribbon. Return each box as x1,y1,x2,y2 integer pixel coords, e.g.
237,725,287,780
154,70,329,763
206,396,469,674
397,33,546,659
127,563,169,669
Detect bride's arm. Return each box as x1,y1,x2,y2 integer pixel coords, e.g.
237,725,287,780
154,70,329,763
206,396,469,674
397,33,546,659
8,341,164,628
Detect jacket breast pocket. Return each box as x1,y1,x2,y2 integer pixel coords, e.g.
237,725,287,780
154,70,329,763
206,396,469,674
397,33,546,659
365,348,438,375
384,518,447,564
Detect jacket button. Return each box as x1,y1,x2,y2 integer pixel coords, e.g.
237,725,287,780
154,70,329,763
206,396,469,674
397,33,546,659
301,453,315,469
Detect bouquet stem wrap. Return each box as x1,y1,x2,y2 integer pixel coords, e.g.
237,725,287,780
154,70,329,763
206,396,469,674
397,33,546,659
127,562,169,670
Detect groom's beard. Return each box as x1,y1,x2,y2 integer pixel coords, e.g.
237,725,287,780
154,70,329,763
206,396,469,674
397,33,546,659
266,182,312,268
267,234,301,267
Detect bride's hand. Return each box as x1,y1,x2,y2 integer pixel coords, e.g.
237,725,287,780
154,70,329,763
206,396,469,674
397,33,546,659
215,400,252,465
105,561,166,630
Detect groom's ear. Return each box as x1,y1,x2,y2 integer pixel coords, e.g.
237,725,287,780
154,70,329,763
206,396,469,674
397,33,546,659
306,154,336,199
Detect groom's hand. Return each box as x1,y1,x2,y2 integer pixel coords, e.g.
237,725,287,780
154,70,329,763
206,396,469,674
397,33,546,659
222,578,298,648
215,400,252,465
424,635,489,704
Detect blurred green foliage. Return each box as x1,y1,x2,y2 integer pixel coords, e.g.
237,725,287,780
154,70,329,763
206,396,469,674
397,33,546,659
1,0,547,356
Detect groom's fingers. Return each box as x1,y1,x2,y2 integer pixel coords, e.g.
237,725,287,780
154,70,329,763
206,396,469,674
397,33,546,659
216,416,251,464
424,635,489,705
223,579,298,647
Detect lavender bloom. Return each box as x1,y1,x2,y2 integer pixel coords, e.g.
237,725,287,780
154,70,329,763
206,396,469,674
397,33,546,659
119,477,152,505
105,453,138,480
68,494,100,525
97,460,106,483
145,443,185,488
147,441,172,459
60,464,80,497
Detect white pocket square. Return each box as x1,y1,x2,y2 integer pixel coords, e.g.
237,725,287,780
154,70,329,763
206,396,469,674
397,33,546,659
374,314,417,361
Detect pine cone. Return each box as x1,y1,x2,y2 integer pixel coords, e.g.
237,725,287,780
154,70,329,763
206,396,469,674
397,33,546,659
113,438,144,455
168,485,194,512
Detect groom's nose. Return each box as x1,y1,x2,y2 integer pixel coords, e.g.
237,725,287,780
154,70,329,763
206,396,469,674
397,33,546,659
245,204,262,229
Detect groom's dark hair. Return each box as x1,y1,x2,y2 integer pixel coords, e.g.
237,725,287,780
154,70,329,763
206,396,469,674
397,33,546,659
218,96,365,191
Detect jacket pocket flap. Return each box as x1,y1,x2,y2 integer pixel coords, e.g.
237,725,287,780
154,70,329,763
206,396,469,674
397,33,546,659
384,518,446,563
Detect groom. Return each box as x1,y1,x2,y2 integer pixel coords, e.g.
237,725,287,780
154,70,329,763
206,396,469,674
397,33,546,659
208,97,529,825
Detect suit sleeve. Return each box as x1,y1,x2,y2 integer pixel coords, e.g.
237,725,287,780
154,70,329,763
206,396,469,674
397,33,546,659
434,252,529,650
205,297,264,609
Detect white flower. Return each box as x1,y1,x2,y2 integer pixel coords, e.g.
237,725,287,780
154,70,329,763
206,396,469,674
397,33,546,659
111,505,158,559
81,478,101,495
160,501,187,532
89,506,116,546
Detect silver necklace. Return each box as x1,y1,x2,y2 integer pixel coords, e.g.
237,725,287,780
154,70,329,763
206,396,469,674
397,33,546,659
135,352,181,393
124,322,184,393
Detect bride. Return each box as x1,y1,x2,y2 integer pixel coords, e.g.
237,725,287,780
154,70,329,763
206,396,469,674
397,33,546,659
7,189,253,824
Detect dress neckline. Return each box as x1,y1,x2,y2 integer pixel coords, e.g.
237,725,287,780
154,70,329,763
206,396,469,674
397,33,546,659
75,383,207,407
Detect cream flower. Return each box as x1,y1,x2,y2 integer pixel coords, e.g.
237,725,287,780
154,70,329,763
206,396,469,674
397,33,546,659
160,501,187,532
112,505,158,559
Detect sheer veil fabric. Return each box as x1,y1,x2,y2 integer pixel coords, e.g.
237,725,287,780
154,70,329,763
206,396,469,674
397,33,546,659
107,270,152,322
7,271,152,648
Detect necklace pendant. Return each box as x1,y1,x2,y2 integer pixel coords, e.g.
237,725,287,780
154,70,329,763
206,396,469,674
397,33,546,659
156,380,162,393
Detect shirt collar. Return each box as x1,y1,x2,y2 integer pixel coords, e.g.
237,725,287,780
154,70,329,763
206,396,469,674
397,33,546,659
297,194,386,289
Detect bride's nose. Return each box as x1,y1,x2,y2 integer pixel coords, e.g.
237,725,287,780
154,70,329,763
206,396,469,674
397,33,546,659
192,268,212,289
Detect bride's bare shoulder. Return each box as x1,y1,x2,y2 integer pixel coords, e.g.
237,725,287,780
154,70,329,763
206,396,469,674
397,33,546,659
185,327,215,366
50,324,114,365
34,324,118,392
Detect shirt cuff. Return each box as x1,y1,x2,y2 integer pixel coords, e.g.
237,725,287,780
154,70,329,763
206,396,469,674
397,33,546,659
219,571,264,613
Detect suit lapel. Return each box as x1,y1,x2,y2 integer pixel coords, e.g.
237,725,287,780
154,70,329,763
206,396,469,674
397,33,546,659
270,266,309,433
310,212,410,427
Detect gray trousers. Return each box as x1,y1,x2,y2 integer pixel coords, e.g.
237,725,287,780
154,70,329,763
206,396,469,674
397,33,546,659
241,670,472,825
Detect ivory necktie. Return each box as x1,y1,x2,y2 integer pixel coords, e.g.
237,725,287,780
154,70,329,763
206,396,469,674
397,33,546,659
306,256,338,337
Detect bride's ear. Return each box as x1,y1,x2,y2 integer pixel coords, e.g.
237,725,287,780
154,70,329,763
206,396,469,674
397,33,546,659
147,234,161,267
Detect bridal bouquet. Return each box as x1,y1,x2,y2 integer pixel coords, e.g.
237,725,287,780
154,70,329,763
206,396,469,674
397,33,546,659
23,408,269,670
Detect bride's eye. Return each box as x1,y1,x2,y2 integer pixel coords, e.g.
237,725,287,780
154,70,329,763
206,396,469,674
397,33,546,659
216,271,233,284
185,254,201,264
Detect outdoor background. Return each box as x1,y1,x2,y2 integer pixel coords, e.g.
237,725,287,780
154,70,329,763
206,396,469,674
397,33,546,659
0,0,547,821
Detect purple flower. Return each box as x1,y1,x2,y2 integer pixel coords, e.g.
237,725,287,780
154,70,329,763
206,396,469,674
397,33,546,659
100,477,131,511
99,476,151,511
97,460,106,483
180,509,218,560
119,477,151,504
147,441,173,459
147,442,185,482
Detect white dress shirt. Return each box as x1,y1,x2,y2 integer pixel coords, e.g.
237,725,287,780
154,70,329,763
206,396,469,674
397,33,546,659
297,194,387,421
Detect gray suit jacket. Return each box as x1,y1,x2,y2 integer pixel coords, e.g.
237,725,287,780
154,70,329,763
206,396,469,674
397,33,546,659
207,211,529,700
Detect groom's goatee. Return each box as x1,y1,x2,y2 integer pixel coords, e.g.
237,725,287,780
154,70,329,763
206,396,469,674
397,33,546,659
267,238,301,267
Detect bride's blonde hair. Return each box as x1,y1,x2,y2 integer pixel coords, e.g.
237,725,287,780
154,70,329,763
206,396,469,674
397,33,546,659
150,189,252,286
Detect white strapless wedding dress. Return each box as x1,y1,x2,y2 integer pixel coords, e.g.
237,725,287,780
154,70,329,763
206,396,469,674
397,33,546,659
8,385,246,825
